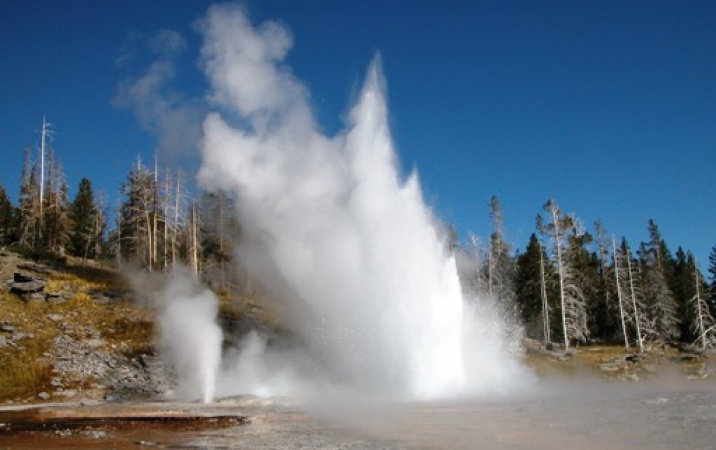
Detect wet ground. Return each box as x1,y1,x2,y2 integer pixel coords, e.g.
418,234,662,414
380,386,716,449
0,397,394,450
1,381,715,449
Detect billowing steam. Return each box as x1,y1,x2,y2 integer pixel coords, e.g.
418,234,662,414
189,3,526,400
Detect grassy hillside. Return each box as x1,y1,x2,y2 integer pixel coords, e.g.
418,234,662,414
0,252,153,402
0,250,271,404
522,339,715,382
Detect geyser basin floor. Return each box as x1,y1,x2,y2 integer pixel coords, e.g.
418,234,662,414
0,399,250,450
0,397,396,450
1,383,715,449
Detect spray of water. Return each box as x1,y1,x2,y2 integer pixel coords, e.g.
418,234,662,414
190,3,525,400
154,268,223,403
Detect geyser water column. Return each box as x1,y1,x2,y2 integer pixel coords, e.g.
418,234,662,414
156,269,223,403
196,4,491,399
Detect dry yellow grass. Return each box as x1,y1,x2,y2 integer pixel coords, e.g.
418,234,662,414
521,342,714,382
0,292,55,399
0,259,155,402
0,354,53,400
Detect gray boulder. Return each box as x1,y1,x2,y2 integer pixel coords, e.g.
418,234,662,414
9,272,47,298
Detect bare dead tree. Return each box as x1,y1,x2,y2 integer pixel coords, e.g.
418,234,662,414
190,201,199,281
42,148,70,253
170,170,188,268
119,155,156,269
37,116,54,241
151,155,159,270
161,169,172,269
613,237,630,352
690,262,715,350
538,240,551,345
624,241,645,353
486,196,516,312
538,200,587,349
88,191,107,260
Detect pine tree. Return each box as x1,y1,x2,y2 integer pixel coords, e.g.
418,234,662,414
69,178,106,259
199,189,242,292
515,233,552,341
18,145,41,249
0,184,15,246
592,220,618,341
444,224,459,252
639,220,679,342
486,196,516,311
670,247,696,342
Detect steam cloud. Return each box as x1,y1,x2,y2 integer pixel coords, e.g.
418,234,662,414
113,29,205,161
192,3,526,400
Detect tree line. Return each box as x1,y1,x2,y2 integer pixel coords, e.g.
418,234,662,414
459,196,716,352
1,123,715,352
0,154,253,296
0,122,250,295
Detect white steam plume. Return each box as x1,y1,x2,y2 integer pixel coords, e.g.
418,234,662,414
196,4,525,400
113,29,205,160
155,268,223,403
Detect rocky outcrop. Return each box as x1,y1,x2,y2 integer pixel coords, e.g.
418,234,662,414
49,332,175,401
9,272,48,299
0,322,34,348
0,252,177,403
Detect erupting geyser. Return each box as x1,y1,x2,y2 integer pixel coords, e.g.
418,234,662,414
191,3,524,400
156,270,223,403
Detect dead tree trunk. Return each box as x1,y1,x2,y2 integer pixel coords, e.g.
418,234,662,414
613,237,630,352
539,242,551,345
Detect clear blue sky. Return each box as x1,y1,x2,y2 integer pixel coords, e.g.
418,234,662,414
1,0,714,267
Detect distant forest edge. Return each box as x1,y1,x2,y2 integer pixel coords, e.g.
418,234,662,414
1,126,715,353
